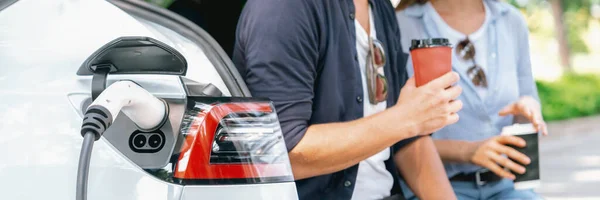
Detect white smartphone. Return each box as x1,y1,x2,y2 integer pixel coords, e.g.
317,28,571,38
502,123,541,190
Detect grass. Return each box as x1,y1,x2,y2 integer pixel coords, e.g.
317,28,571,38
536,73,600,121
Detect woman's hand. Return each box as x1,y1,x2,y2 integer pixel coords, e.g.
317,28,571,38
465,136,531,180
499,96,548,135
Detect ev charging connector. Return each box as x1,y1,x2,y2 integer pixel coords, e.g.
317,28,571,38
77,80,168,200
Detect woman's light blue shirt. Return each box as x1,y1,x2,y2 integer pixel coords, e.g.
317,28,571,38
396,0,540,177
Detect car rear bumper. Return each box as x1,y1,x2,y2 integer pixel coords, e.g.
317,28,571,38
181,182,298,200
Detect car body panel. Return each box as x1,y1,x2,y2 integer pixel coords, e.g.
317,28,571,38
182,182,298,200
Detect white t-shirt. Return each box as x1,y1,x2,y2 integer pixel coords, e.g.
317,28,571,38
350,7,394,200
425,1,491,99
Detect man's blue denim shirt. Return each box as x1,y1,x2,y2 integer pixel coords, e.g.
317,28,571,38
233,0,419,199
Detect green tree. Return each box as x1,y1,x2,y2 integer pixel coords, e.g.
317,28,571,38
509,0,599,71
561,0,596,54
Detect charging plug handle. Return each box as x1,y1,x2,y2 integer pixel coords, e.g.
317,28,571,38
80,106,114,140
81,80,168,140
89,80,168,132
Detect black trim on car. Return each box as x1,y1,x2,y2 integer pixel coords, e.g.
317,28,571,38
107,0,251,97
0,0,18,11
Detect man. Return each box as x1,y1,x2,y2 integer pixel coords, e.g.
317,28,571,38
233,0,462,199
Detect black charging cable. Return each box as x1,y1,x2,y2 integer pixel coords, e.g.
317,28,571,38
76,106,113,200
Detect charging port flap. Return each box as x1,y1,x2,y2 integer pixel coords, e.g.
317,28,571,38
76,36,188,101
77,36,187,76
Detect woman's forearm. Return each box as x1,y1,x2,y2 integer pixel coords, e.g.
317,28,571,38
396,137,456,200
433,140,475,163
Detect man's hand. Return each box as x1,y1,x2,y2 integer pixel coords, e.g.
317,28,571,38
288,72,461,179
499,96,548,135
466,135,531,180
393,72,463,136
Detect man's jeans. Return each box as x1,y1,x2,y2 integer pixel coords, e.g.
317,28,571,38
400,179,543,200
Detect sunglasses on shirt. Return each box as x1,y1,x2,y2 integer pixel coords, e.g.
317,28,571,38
456,38,488,87
366,37,388,105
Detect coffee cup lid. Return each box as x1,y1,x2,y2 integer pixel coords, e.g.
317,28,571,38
410,38,452,50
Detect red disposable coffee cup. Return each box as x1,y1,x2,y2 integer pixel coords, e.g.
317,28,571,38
410,38,452,87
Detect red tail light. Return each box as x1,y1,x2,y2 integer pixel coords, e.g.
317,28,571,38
173,97,294,184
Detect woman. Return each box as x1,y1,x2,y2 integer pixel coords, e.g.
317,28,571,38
395,0,548,199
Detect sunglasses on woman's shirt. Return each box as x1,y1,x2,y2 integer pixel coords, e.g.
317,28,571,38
457,38,488,88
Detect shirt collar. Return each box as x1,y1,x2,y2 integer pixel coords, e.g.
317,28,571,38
402,0,509,23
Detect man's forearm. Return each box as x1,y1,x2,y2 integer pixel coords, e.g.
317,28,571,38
289,109,416,180
434,140,474,163
396,137,456,200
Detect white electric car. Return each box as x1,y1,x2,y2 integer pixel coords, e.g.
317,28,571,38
0,0,298,199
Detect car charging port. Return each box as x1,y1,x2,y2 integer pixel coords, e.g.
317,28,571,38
76,80,168,200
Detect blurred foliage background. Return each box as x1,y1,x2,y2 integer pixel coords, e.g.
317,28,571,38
508,0,600,121
537,73,600,121
509,0,600,55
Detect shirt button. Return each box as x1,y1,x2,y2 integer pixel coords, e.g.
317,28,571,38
344,180,352,187
491,53,497,58
356,96,363,103
349,12,355,20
